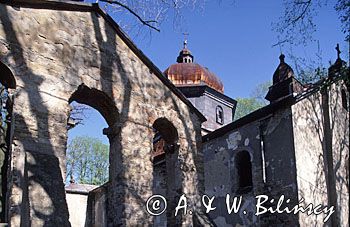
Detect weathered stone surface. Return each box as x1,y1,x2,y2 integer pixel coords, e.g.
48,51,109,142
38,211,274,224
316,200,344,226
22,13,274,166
202,78,349,226
292,81,349,226
0,3,205,226
203,108,299,226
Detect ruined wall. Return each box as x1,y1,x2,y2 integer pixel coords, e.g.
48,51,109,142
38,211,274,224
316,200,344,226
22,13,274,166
0,3,205,226
203,108,299,226
292,81,349,226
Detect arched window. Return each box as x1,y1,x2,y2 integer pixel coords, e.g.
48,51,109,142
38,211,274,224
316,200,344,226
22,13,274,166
235,151,253,193
341,89,348,111
216,105,224,124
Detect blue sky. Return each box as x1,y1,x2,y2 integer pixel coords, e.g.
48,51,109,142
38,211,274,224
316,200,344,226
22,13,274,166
134,0,347,98
68,0,348,144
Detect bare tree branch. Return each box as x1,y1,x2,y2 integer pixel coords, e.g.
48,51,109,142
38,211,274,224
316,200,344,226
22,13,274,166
99,0,161,32
289,0,312,25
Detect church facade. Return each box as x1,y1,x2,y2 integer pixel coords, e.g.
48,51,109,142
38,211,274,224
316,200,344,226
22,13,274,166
0,0,349,226
201,54,349,226
163,40,349,227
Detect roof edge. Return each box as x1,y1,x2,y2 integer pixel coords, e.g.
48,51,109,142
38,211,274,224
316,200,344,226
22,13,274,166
1,0,93,11
203,73,348,142
94,6,206,122
202,95,296,142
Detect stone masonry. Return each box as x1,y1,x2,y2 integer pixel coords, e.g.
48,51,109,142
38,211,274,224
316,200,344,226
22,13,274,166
0,1,207,226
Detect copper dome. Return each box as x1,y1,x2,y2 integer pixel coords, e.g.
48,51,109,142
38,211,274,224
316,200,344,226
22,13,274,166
164,40,224,93
164,63,224,93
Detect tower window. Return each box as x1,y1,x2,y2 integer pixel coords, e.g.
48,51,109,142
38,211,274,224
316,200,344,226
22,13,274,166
341,89,348,111
235,151,253,193
216,106,224,124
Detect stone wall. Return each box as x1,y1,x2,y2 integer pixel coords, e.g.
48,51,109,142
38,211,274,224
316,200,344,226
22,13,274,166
292,80,349,226
203,107,299,226
152,161,167,227
202,78,349,227
0,2,205,226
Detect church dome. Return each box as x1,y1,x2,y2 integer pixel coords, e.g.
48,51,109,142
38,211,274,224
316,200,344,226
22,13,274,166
164,40,224,93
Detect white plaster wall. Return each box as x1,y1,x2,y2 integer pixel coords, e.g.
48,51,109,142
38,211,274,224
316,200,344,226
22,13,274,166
66,193,88,227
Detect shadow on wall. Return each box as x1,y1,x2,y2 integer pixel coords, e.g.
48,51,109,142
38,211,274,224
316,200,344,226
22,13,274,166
0,6,131,225
293,76,349,226
0,4,210,226
0,7,70,226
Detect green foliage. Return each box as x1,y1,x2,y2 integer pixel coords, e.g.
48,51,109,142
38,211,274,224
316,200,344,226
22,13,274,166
66,136,109,185
234,81,271,120
250,81,271,105
235,98,266,120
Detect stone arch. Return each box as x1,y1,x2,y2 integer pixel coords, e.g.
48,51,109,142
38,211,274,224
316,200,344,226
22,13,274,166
0,61,16,89
67,83,120,180
152,117,178,145
152,117,180,226
68,84,119,126
66,84,120,225
0,60,16,222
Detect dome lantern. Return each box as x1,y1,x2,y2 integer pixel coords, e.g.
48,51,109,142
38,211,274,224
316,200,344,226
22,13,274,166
176,39,194,63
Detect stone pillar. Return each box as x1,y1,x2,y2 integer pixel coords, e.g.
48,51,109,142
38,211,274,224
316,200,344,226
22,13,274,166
107,121,154,226
165,144,182,226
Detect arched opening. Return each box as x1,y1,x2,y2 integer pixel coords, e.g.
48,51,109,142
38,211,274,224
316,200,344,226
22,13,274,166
235,150,253,194
0,62,16,89
66,102,109,185
65,84,118,226
0,61,16,222
152,117,179,226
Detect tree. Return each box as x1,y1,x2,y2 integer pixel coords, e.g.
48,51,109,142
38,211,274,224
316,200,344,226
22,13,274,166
66,136,109,185
250,81,271,105
235,97,266,120
99,0,205,36
234,81,271,120
67,102,92,130
273,0,349,46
